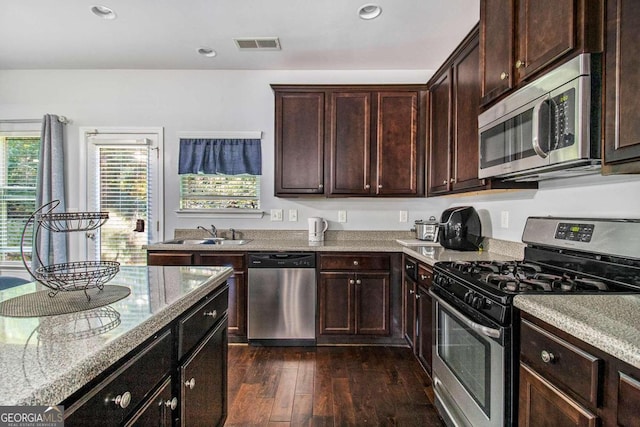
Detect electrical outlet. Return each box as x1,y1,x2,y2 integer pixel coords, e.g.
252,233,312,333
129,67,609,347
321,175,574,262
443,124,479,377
288,209,298,222
399,210,408,223
338,210,347,223
501,211,509,229
271,209,283,221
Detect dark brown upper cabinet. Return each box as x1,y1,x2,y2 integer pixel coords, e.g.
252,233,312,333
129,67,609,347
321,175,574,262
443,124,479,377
480,0,603,107
602,0,640,173
273,84,426,198
274,90,326,195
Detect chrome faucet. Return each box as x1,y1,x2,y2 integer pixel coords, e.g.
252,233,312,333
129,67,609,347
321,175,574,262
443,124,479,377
197,225,217,238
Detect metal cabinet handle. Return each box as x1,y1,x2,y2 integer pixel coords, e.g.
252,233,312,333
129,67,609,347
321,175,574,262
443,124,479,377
409,289,415,295
203,310,217,318
353,260,359,266
164,397,178,410
185,378,196,390
318,184,324,189
349,279,355,285
500,72,509,80
415,293,421,300
364,184,370,189
442,180,448,185
515,59,525,69
420,274,430,280
112,391,132,409
378,184,382,189
355,279,361,285
541,350,555,364
450,177,456,183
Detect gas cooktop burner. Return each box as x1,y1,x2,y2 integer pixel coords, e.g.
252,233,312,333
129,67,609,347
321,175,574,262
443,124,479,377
444,261,610,294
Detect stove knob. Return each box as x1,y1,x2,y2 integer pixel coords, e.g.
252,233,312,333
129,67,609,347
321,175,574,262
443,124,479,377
472,296,486,310
464,291,474,304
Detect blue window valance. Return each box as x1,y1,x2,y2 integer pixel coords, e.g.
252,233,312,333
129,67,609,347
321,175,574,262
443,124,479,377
178,138,262,175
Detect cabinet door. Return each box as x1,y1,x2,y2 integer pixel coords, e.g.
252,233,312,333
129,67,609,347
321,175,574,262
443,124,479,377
181,318,228,427
147,252,194,266
427,70,452,195
328,92,372,195
516,0,577,82
274,91,325,195
355,272,390,335
603,0,640,168
376,91,420,195
617,371,640,427
124,377,173,427
452,35,483,192
480,0,514,105
226,272,246,337
318,272,353,335
416,286,433,375
519,363,598,427
403,277,416,348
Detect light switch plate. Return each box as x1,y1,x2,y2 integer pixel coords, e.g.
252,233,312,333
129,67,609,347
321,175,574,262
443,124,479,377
338,210,347,223
501,211,509,228
399,210,408,223
271,209,283,221
288,209,298,222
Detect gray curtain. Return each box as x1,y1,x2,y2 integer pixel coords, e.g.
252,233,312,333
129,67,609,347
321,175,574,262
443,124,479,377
34,114,68,268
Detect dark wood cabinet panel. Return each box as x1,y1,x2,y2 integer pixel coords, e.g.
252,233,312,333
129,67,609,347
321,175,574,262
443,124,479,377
274,91,325,195
180,318,228,427
403,276,416,348
319,253,390,271
516,0,577,82
355,272,390,335
480,0,514,105
416,285,432,375
178,286,229,360
617,371,640,427
318,272,353,335
402,257,433,375
329,92,371,195
375,91,420,195
427,69,452,196
124,377,173,427
519,363,599,427
147,252,194,265
603,0,640,171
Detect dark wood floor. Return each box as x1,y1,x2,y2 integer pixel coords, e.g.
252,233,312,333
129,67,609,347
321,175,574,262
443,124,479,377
225,345,443,426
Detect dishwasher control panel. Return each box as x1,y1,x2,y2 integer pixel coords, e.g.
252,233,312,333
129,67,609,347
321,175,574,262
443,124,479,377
248,253,316,268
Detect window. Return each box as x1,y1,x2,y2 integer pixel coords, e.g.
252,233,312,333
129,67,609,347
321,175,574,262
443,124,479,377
0,134,40,264
180,174,260,210
177,135,262,212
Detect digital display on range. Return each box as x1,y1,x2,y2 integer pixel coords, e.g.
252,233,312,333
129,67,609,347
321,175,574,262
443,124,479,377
555,223,594,242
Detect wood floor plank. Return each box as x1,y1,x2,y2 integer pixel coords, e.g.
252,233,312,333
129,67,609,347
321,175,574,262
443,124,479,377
225,345,443,427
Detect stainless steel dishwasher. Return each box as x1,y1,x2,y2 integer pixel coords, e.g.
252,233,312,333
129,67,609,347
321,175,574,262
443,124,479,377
247,253,316,345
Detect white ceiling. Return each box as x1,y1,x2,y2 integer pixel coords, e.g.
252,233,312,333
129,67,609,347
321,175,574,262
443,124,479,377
0,0,479,71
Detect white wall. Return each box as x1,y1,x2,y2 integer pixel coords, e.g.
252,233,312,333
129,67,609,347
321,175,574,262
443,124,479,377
2,69,640,245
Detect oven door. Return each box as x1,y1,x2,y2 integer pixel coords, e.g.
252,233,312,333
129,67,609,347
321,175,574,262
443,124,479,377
430,290,508,427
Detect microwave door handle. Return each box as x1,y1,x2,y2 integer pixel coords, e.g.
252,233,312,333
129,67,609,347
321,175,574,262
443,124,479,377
532,100,550,158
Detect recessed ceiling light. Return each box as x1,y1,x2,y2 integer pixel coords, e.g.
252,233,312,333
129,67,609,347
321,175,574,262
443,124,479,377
358,4,382,20
197,47,217,58
91,5,117,20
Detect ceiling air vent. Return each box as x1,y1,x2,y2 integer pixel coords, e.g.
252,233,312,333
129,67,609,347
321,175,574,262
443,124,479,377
234,37,281,51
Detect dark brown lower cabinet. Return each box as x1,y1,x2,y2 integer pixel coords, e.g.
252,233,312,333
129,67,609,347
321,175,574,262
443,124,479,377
519,363,598,427
416,284,432,375
63,284,229,426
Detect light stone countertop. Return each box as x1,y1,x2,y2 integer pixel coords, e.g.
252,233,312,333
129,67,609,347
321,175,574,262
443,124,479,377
514,294,640,369
0,265,232,406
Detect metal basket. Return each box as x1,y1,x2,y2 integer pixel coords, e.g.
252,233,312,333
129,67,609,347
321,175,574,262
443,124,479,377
37,211,109,232
35,261,120,294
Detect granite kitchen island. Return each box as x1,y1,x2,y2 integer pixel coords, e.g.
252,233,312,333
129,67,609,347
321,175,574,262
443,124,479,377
0,265,232,425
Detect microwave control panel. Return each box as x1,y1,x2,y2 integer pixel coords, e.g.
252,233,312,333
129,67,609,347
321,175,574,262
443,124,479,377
551,88,576,149
555,222,594,243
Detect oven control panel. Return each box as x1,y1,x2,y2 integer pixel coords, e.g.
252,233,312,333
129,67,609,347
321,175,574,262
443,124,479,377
555,222,594,243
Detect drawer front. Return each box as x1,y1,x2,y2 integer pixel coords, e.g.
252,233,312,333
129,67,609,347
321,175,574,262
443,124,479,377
417,264,433,287
147,252,194,266
65,330,172,425
520,319,602,405
198,253,245,269
179,285,229,359
319,254,390,271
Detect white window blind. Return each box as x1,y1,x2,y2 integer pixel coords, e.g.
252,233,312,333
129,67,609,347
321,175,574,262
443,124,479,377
92,146,150,265
0,135,40,264
180,174,260,210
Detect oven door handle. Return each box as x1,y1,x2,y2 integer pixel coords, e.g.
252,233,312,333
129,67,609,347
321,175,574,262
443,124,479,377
429,290,502,340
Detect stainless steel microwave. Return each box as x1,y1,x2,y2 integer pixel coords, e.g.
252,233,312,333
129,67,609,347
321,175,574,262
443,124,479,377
478,54,601,181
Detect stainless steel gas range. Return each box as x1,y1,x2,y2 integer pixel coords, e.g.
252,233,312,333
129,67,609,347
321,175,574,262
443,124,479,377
430,216,640,427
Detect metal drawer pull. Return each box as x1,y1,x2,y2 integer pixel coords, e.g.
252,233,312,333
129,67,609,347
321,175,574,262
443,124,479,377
203,310,217,318
409,289,415,295
164,397,178,410
500,72,509,80
355,279,361,285
349,279,355,285
185,378,196,389
415,293,421,300
353,260,359,266
541,350,555,364
420,274,430,280
112,391,131,409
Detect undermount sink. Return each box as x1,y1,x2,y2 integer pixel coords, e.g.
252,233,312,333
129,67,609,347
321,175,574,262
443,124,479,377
162,238,251,245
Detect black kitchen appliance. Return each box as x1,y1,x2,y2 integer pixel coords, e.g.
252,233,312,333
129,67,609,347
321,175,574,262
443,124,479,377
431,216,640,427
438,206,482,251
